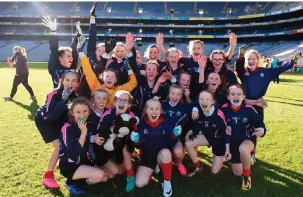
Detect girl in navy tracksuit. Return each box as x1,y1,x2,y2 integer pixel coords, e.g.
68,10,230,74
96,90,138,192
46,26,79,88
35,71,79,189
132,61,160,117
198,72,228,109
86,89,122,180
105,33,137,85
4,46,35,101
59,97,108,195
236,49,296,121
185,90,230,177
178,33,237,100
221,84,266,191
130,99,181,197
77,3,109,98
161,84,194,176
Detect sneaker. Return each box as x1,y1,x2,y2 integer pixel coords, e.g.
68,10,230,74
154,164,160,174
41,177,60,189
30,95,36,100
125,176,135,192
162,180,172,197
241,176,252,191
3,96,13,101
65,183,86,195
188,167,202,177
176,163,187,176
251,154,256,166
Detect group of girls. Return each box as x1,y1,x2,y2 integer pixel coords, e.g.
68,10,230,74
34,3,297,196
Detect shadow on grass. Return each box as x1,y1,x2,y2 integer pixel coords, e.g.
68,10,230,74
266,99,303,107
11,99,39,120
278,78,299,83
68,154,302,197
266,96,303,103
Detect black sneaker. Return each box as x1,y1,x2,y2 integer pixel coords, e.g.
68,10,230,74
4,96,13,101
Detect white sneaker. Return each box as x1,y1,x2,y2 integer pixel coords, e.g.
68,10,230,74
154,164,160,174
162,180,172,197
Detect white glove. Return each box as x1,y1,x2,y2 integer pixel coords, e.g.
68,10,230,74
42,16,57,32
76,20,82,36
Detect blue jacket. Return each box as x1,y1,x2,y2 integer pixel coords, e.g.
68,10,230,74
48,34,78,88
221,103,266,142
59,122,91,165
236,57,294,99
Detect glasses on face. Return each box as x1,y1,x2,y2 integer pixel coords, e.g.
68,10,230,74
212,59,224,63
116,98,129,104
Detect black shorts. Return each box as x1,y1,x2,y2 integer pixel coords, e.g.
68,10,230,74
230,139,256,164
92,144,111,166
35,116,63,143
59,159,93,180
140,147,161,170
209,138,226,157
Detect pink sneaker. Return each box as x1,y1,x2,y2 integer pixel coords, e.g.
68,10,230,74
42,177,60,189
176,163,187,176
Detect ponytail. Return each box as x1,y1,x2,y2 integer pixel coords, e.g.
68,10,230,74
21,47,27,57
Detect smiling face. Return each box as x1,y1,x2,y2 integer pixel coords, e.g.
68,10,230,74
115,93,131,114
114,45,125,61
179,73,191,89
103,71,117,88
145,100,162,123
59,51,73,68
198,91,214,112
227,86,245,107
61,73,79,92
168,87,183,106
149,47,159,60
145,63,158,81
96,45,105,58
245,51,259,70
190,42,203,59
167,51,179,68
211,53,225,71
71,104,90,123
207,72,222,92
92,91,108,111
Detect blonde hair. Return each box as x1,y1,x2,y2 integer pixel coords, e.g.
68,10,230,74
166,47,179,57
144,44,159,59
188,40,204,56
114,90,133,104
244,49,262,68
143,99,163,117
91,88,109,100
13,46,27,57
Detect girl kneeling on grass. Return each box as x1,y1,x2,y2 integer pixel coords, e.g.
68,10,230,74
221,84,266,191
96,90,138,192
130,99,182,197
35,71,79,189
59,97,108,195
185,90,231,177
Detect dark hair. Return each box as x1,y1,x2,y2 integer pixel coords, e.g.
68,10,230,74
227,84,245,96
177,71,191,82
58,46,72,57
68,96,92,121
199,89,214,100
99,68,119,86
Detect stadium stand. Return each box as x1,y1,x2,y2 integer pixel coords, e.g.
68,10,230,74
0,2,302,66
